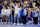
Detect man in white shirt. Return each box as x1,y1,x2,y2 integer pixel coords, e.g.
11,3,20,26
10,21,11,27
1,6,6,23
6,6,12,17
33,7,38,24
11,2,21,24
6,6,12,23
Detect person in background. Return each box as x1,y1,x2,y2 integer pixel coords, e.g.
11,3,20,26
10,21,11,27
27,8,32,21
21,1,24,7
36,0,39,6
0,1,3,22
38,0,40,6
1,6,6,23
32,1,36,8
23,7,27,24
3,1,7,6
29,0,33,8
12,6,14,23
33,7,38,24
20,7,24,24
26,8,28,24
0,1,3,10
38,8,40,24
24,0,29,7
31,8,33,23
6,6,12,23
38,5,39,8
0,1,3,21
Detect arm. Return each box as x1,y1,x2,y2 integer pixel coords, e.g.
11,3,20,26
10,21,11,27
26,0,30,5
12,9,15,11
1,9,3,15
11,2,15,8
11,8,15,11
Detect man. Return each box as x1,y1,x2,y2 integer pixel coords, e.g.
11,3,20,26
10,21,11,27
33,7,38,24
36,0,39,6
0,1,3,20
30,8,33,23
23,7,27,24
1,6,6,23
0,1,3,22
38,8,40,24
20,7,26,24
11,2,21,24
32,1,36,8
12,6,14,23
28,9,31,21
38,0,40,6
6,6,12,23
29,0,33,8
0,1,3,10
20,7,24,24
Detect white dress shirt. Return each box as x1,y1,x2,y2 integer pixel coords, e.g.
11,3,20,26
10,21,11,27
1,9,6,15
12,3,21,14
6,9,12,16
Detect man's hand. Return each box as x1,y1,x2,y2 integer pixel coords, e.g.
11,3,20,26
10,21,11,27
11,8,15,11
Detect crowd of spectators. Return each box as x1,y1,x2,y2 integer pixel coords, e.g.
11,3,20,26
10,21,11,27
0,0,40,24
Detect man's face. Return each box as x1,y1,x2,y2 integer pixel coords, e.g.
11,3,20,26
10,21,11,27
3,7,5,9
21,7,23,10
33,8,35,11
24,5,26,7
8,7,11,9
15,2,17,5
21,2,24,5
38,5,39,7
30,0,33,2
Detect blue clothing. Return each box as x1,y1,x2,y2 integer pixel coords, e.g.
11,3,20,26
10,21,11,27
38,7,39,8
31,11,33,18
24,7,25,9
26,11,28,17
39,21,40,24
38,12,40,16
33,11,38,17
29,2,32,6
22,0,24,1
0,17,2,22
0,10,1,13
38,11,40,20
38,12,40,24
0,5,3,10
39,4,40,6
2,0,4,1
36,0,38,1
20,9,24,16
0,1,2,3
0,5,2,13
